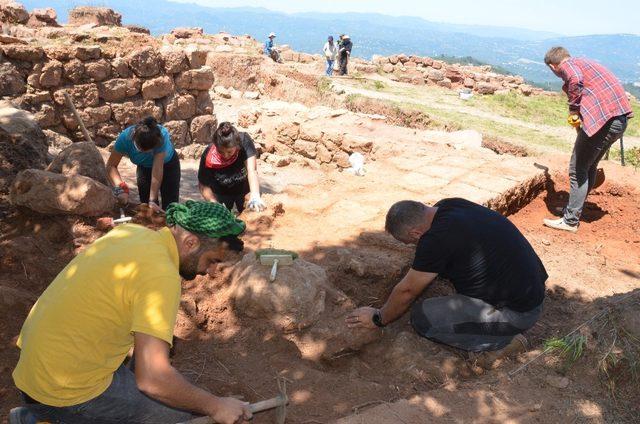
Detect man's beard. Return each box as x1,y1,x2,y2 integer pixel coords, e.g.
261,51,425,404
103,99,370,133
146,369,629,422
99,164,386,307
179,252,199,281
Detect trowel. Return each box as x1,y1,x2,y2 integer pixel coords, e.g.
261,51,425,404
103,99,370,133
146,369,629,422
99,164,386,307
256,248,298,282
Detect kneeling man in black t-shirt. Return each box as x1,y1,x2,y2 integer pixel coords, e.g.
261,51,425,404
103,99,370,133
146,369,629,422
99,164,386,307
346,198,547,355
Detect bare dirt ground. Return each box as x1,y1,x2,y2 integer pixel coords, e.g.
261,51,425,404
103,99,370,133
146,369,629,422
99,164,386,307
2,151,638,423
1,60,639,423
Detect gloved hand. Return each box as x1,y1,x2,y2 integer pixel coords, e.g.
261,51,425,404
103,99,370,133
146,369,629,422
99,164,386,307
567,114,582,129
247,195,266,212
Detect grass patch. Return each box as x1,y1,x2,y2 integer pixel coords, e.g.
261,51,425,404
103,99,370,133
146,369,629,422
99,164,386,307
469,91,567,127
544,334,587,371
395,101,570,153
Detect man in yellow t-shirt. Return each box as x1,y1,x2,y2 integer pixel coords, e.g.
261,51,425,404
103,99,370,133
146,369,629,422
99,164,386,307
11,201,253,424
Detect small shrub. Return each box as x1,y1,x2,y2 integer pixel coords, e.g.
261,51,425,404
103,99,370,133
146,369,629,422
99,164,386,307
316,77,333,94
625,146,640,169
373,80,386,91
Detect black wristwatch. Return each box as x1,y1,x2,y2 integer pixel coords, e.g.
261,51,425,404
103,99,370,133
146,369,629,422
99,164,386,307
372,309,386,328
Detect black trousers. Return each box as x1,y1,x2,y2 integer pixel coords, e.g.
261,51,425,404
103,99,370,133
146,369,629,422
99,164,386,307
214,192,247,213
136,152,181,210
339,55,349,75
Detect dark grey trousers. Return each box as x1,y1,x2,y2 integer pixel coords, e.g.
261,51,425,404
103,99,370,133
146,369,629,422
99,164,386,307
563,115,628,226
411,294,542,352
23,364,195,423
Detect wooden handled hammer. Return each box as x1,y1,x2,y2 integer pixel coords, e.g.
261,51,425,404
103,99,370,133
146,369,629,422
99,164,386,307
180,378,288,424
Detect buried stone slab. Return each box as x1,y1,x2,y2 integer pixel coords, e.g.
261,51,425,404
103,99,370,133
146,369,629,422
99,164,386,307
229,253,326,332
10,169,115,216
290,311,382,361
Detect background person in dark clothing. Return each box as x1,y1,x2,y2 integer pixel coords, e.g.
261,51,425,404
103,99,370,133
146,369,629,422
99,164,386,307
543,46,633,233
106,117,180,212
197,122,266,213
347,198,547,360
338,34,352,75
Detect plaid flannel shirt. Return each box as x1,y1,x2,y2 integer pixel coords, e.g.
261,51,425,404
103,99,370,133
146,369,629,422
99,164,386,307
558,57,633,136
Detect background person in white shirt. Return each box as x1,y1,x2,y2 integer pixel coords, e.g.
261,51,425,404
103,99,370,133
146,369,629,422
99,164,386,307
323,35,337,76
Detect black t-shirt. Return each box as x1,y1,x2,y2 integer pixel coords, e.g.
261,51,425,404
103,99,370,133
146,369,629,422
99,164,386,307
197,133,257,196
412,198,547,312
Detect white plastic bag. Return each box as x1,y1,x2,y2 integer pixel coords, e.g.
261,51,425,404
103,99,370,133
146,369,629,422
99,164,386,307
347,152,366,176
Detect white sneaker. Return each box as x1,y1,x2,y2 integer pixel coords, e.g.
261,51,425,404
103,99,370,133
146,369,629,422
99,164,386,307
543,217,578,233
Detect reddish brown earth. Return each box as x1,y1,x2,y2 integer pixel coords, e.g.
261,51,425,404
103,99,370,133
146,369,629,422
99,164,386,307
1,163,639,423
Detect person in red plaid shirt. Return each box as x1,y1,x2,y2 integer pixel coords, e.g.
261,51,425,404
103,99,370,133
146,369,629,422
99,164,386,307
543,46,633,233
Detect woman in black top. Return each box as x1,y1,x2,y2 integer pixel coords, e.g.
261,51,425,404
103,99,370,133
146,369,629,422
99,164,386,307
197,122,266,213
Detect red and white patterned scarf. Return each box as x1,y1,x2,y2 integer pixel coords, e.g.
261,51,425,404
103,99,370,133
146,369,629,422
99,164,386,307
205,145,239,169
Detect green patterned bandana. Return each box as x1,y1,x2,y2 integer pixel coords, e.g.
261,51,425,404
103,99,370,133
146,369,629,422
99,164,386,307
165,201,246,238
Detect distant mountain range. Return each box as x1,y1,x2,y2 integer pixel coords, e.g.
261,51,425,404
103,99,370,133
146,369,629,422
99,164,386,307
22,0,640,87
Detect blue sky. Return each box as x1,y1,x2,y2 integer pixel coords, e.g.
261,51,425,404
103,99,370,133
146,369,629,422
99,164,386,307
172,0,640,36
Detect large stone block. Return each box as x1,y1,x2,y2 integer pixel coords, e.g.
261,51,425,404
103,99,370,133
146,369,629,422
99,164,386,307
230,253,327,332
316,143,332,164
33,103,58,128
126,47,162,78
98,78,141,102
10,169,115,216
111,57,131,78
38,60,63,87
0,1,29,24
184,45,208,69
74,45,101,61
477,82,500,95
299,123,323,143
189,114,216,145
84,59,111,82
163,120,189,148
68,6,122,27
159,47,188,74
292,311,382,361
28,7,57,27
46,141,109,186
141,75,174,100
111,100,162,126
194,91,213,115
164,94,196,121
2,45,44,62
175,66,214,90
63,60,85,84
293,139,317,159
53,84,99,108
342,134,373,154
171,27,204,39
427,69,445,82
0,104,49,193
0,62,26,96
43,46,75,61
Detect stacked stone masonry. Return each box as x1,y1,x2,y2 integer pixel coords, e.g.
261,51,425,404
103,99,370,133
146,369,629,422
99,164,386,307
366,55,541,96
1,42,216,148
261,119,374,169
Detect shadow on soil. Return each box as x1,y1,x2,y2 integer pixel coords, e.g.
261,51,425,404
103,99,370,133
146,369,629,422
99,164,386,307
1,188,638,423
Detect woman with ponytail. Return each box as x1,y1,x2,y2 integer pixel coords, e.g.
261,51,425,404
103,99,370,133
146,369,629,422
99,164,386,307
106,117,180,211
197,122,266,213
